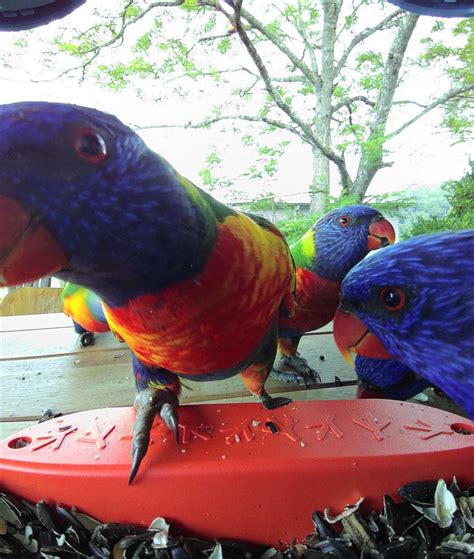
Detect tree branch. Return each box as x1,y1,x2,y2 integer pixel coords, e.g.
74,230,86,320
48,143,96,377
203,0,320,88
351,12,419,199
335,0,364,42
134,114,305,139
386,84,474,140
332,95,376,113
291,16,322,87
335,9,404,77
78,1,185,57
224,0,351,190
392,99,428,108
30,1,186,82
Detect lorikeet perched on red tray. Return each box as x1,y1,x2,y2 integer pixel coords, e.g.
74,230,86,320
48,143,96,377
62,282,110,347
0,102,296,483
273,205,395,384
333,230,474,419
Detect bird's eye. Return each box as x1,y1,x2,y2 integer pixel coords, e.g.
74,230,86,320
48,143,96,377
74,128,107,163
338,215,351,227
379,287,407,311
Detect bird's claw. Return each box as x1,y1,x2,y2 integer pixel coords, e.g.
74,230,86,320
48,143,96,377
129,387,179,485
260,391,291,410
160,402,179,442
270,354,322,386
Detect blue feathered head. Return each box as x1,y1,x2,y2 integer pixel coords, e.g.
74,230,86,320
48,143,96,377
291,205,396,280
334,230,474,419
0,102,216,305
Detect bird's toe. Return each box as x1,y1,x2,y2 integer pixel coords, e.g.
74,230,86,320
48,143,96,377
129,388,179,484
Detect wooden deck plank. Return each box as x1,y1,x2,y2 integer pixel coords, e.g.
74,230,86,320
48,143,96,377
1,311,358,439
1,328,123,360
1,322,335,361
1,334,355,421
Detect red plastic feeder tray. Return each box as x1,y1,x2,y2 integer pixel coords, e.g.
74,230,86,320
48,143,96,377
1,399,473,545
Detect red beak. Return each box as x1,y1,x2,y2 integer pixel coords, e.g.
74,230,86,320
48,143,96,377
0,195,67,287
333,306,395,365
367,218,396,251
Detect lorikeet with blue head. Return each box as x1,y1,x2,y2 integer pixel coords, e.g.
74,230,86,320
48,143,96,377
62,282,110,347
0,102,296,483
333,230,474,419
273,205,395,384
354,355,431,401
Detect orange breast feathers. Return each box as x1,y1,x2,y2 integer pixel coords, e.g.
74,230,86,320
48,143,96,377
63,293,110,333
103,214,295,374
279,267,340,334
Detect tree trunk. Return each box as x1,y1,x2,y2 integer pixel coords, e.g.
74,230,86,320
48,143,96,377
351,12,419,201
310,146,330,214
309,0,342,214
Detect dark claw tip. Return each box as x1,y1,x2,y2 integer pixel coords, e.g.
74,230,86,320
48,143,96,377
128,447,145,485
160,403,179,443
262,396,292,410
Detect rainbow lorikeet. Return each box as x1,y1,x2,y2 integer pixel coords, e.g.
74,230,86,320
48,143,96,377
62,282,110,347
333,230,474,419
355,355,431,401
273,205,395,384
0,102,296,483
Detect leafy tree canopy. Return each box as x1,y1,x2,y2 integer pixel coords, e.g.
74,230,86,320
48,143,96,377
2,1,472,210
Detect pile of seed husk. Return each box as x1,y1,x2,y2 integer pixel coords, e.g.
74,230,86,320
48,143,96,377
0,478,472,558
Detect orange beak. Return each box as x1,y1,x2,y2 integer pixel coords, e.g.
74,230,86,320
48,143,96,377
367,218,396,251
0,195,67,287
333,306,394,365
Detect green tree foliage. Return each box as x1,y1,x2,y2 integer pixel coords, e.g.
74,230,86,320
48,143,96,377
417,19,474,143
278,214,318,245
402,165,474,238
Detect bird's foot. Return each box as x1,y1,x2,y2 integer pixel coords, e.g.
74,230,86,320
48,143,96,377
270,354,321,386
129,387,179,485
260,391,291,410
78,331,95,348
38,408,63,423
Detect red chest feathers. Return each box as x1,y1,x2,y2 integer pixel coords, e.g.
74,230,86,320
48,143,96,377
279,267,340,333
104,215,293,375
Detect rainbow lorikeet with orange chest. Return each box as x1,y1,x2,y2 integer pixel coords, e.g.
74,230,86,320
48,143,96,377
62,282,111,347
333,230,474,419
273,205,395,384
0,102,296,483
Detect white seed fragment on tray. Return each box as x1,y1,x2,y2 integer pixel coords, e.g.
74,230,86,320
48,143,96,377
435,479,457,528
150,516,170,548
252,420,261,427
324,497,365,523
209,542,223,559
